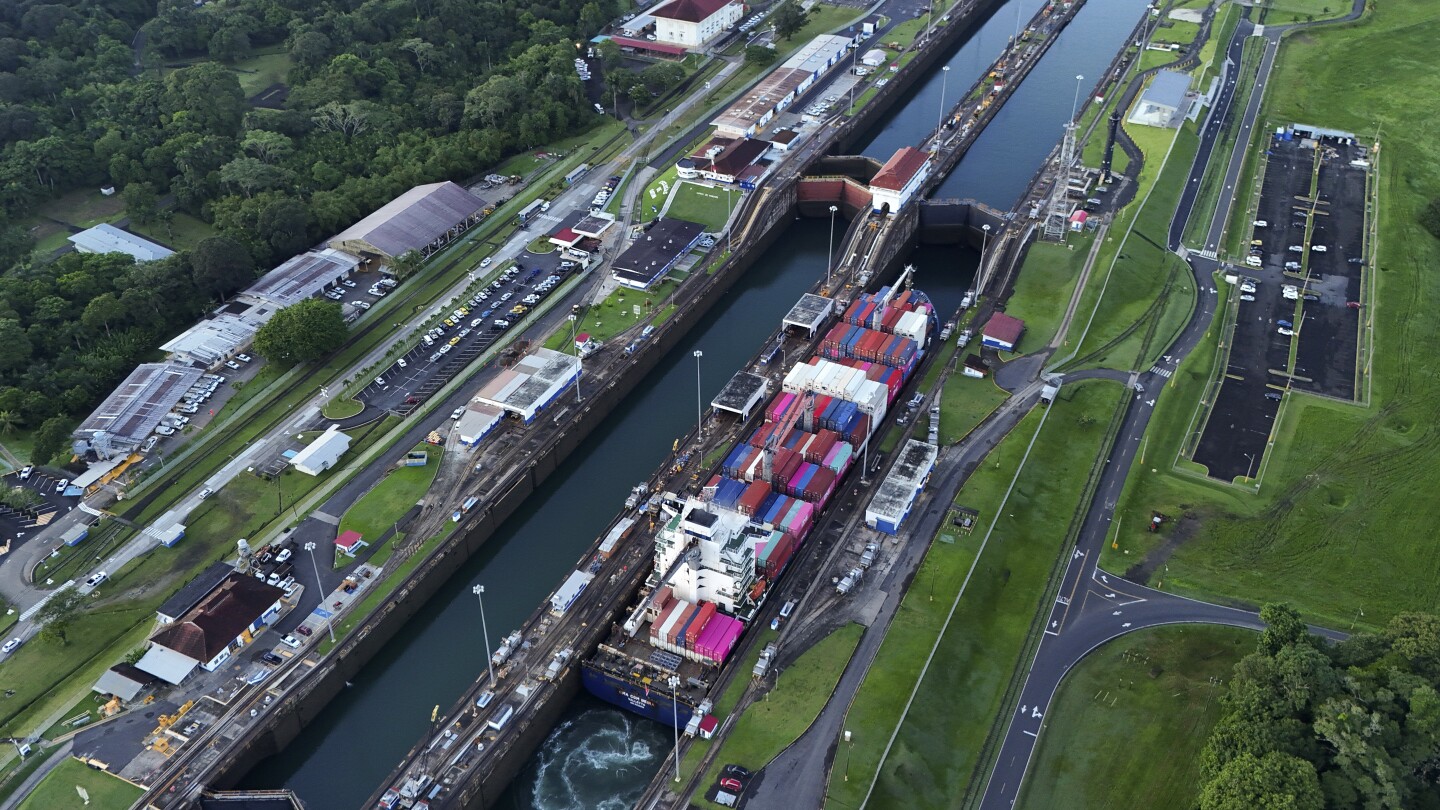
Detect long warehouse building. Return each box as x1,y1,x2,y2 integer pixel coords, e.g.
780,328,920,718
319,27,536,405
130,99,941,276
865,439,938,534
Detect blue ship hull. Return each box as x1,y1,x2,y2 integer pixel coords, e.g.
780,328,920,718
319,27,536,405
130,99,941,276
581,662,698,729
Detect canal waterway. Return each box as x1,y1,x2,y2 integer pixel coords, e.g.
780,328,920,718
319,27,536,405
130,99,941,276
244,0,1146,801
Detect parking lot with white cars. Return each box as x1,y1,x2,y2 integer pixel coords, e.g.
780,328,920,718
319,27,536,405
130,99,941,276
355,248,580,413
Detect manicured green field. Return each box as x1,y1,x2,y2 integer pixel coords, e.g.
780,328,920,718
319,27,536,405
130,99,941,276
1100,0,1440,632
1018,625,1254,810
1004,230,1095,353
938,372,1009,445
1064,122,1199,372
829,380,1127,807
16,757,142,810
690,623,863,807
338,444,443,542
127,212,217,252
230,50,292,97
665,182,740,231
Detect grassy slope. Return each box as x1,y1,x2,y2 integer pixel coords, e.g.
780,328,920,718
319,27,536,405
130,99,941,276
16,756,142,810
338,444,443,540
1004,230,1095,353
828,380,1127,807
1101,0,1440,631
1018,625,1254,810
690,623,864,807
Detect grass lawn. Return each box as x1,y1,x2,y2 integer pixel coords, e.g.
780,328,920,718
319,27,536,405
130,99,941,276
1064,122,1199,372
549,280,681,347
1261,0,1351,25
16,756,142,810
338,444,442,542
126,211,216,253
321,397,364,419
938,370,1009,446
830,380,1127,807
0,429,37,469
0,606,153,737
690,623,864,807
41,692,109,741
36,189,125,229
1004,231,1095,353
230,50,292,97
1095,0,1440,632
665,182,740,231
638,164,682,223
1017,625,1254,810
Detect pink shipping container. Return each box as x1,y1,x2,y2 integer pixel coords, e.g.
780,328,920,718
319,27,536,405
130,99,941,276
694,615,745,663
767,392,796,423
782,502,815,539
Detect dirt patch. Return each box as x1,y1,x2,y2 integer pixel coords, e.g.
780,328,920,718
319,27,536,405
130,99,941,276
249,83,289,109
1123,509,1204,582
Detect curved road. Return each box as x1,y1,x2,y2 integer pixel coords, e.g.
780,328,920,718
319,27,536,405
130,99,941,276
978,1,1369,806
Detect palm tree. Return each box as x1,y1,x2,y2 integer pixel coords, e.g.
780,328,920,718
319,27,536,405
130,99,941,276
0,411,17,436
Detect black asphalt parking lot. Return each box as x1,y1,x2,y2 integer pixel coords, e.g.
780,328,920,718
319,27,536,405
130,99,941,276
0,469,76,548
357,248,573,413
1192,132,1371,481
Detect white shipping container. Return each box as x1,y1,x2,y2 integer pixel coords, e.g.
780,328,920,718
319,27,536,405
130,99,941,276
783,362,819,395
855,379,888,416
896,310,928,343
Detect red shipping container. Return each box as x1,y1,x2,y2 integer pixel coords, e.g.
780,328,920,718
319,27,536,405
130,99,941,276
842,299,863,324
654,585,674,613
806,467,837,502
687,602,716,645
824,322,848,351
760,532,795,576
650,600,680,642
739,480,771,515
882,308,904,333
668,603,698,646
859,330,887,362
772,448,801,486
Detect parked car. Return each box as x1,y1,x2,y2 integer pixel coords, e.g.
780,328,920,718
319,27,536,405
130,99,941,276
1265,391,1283,401
1277,327,1295,336
275,548,293,564
451,407,465,420
54,478,69,493
261,652,284,665
281,635,303,649
225,360,241,369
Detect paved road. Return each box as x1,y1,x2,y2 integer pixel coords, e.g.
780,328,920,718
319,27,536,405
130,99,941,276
976,2,1370,804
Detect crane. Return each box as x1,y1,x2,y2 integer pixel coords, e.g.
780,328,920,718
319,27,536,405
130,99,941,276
869,263,917,330
762,390,815,482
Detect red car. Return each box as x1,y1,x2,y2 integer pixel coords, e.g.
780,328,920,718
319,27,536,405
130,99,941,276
720,777,743,792
1346,301,1362,309
296,626,313,637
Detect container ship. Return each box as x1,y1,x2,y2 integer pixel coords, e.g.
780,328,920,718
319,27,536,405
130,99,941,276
580,281,935,730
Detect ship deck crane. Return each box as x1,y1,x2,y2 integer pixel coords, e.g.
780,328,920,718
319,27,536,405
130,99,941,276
868,263,917,330
762,391,816,481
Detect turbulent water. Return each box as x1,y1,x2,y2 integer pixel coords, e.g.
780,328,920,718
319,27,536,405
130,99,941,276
498,696,671,810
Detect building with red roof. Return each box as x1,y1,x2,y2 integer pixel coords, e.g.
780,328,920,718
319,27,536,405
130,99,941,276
652,0,743,47
335,530,366,556
981,312,1025,352
869,146,932,214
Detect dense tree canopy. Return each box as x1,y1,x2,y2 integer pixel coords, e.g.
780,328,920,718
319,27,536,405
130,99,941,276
1199,605,1440,810
0,0,624,274
0,0,626,447
253,299,347,365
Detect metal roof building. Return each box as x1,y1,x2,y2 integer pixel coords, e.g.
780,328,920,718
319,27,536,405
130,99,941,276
68,223,174,262
473,348,581,424
711,371,768,420
1128,70,1191,129
865,439,938,535
290,425,351,476
242,248,360,308
783,293,834,337
160,310,271,367
329,181,488,260
611,218,705,290
73,363,204,458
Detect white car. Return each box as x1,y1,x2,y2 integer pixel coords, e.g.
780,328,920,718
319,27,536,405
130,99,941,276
54,478,69,494
1311,245,1327,252
374,377,386,388
18,465,32,479
198,487,213,499
481,257,493,268
1277,327,1295,336
275,548,293,564
1,637,20,654
236,354,252,362
281,635,303,649
451,407,465,420
85,571,108,587
397,358,407,368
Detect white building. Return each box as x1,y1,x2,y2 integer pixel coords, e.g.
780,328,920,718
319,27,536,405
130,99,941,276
653,0,743,47
865,439,938,534
472,348,581,423
1127,70,1191,129
290,424,351,476
653,498,764,613
68,223,174,262
869,146,932,214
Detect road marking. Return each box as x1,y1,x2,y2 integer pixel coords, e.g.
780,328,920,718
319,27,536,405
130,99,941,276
1148,366,1173,378
1023,730,1038,737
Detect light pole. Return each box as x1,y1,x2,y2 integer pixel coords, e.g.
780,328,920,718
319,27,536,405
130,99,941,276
979,222,991,291
725,185,733,254
936,66,951,143
569,314,582,403
472,584,495,687
1243,452,1256,481
1071,74,1085,124
302,542,335,643
843,730,853,781
669,675,681,781
692,350,703,433
827,205,839,283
